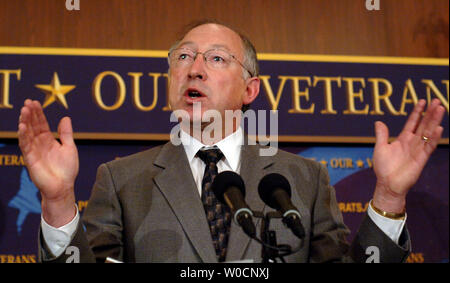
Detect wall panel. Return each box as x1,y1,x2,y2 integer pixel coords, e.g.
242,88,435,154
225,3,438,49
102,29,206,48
0,0,448,57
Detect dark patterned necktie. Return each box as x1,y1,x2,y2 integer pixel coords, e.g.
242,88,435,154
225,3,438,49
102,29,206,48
196,148,232,262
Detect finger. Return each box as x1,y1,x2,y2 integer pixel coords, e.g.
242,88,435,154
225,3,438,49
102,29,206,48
24,98,33,108
374,121,389,147
18,105,36,145
20,100,34,125
423,126,444,155
424,105,445,135
18,123,31,154
401,99,426,134
34,100,51,133
58,117,75,147
18,122,37,157
18,123,39,167
415,99,441,136
19,106,36,144
421,104,445,139
29,100,42,137
19,105,31,128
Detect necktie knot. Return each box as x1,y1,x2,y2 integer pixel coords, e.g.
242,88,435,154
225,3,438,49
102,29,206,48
196,148,224,165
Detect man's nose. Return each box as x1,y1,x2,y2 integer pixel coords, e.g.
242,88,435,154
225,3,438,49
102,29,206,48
188,54,207,80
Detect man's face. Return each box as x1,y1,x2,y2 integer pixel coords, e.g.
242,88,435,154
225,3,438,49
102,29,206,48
168,24,257,123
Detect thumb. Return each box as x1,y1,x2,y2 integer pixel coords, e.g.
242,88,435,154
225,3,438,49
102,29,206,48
58,117,75,146
374,121,389,147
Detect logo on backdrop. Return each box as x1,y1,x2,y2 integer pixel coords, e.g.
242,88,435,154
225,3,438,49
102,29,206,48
7,168,41,235
299,147,374,186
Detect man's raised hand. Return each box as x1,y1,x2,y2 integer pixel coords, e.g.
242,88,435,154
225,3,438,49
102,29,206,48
372,98,445,213
18,99,79,227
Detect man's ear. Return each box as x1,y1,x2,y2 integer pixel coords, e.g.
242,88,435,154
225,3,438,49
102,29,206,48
243,76,260,105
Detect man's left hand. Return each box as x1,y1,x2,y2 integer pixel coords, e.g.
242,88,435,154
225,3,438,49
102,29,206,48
372,98,445,213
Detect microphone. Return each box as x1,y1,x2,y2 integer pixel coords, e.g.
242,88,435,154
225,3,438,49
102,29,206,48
211,171,256,238
258,173,305,239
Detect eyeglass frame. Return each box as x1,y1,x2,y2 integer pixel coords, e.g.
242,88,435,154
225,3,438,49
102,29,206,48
168,47,254,78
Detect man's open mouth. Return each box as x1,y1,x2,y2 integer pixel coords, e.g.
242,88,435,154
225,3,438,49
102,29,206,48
188,90,202,98
185,88,206,99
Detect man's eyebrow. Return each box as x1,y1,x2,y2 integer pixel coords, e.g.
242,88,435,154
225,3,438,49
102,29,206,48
177,41,232,52
178,41,196,48
210,44,231,52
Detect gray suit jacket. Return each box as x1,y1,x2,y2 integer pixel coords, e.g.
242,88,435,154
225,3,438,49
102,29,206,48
39,141,410,263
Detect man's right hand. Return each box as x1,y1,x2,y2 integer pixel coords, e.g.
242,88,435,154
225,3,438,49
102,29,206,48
18,99,79,228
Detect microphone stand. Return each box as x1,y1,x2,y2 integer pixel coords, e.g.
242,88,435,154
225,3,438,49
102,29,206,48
251,210,303,263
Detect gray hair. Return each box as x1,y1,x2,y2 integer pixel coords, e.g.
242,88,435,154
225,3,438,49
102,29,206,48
168,20,259,78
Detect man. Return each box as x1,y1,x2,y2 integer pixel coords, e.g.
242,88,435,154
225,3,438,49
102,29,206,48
18,21,445,263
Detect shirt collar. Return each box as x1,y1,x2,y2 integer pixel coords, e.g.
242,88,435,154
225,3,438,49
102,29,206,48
180,127,243,171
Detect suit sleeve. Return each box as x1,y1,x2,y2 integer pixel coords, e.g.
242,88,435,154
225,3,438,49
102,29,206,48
38,163,123,263
309,163,411,263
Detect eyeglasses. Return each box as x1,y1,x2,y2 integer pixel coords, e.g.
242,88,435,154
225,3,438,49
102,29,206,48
168,48,254,78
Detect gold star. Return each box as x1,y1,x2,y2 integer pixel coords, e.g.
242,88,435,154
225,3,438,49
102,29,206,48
356,159,365,168
35,72,75,109
319,159,328,167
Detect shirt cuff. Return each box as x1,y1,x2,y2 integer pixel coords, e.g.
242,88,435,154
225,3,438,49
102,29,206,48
367,200,406,244
41,204,80,258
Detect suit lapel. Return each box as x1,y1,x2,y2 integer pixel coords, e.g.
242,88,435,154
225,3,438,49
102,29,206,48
225,143,274,261
152,140,276,262
153,142,217,263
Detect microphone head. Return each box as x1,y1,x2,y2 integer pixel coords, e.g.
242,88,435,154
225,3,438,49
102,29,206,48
211,171,246,204
258,173,291,210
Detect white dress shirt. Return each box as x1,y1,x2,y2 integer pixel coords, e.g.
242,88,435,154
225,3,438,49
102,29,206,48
179,127,243,196
41,127,406,258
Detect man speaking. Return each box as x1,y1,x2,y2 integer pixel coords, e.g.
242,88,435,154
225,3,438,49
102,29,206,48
17,21,445,263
